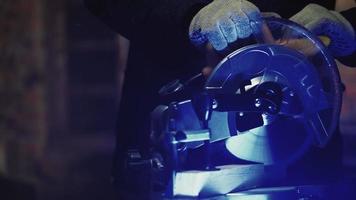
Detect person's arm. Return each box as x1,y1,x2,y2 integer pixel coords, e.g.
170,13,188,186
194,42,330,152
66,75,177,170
334,0,356,66
335,0,356,12
290,4,355,59
83,0,212,40
337,7,356,66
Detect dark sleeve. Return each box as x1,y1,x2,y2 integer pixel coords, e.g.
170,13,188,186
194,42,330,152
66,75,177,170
336,7,356,67
251,0,335,18
83,0,211,40
340,7,356,30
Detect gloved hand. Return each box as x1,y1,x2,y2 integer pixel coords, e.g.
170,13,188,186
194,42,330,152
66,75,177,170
189,0,262,51
290,4,355,57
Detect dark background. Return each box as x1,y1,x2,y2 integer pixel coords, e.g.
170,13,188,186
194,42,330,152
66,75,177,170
0,0,355,200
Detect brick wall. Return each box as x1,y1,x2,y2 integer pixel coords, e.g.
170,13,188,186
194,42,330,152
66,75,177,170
0,0,47,182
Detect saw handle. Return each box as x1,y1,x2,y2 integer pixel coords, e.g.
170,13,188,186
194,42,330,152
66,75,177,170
250,18,332,47
203,18,331,78
202,19,275,77
318,35,331,46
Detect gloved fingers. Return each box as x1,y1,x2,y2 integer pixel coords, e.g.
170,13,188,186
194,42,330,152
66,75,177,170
230,11,252,39
302,20,336,46
189,0,263,50
304,19,355,56
189,18,208,46
218,18,238,43
290,3,355,56
205,24,228,50
330,11,354,34
290,4,322,25
189,31,207,46
239,2,261,22
302,19,325,35
289,10,307,25
190,16,237,50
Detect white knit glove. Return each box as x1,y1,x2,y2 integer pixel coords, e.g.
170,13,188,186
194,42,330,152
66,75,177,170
290,4,355,56
189,0,262,51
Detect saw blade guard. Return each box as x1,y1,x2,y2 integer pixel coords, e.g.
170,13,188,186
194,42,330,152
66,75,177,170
205,17,342,164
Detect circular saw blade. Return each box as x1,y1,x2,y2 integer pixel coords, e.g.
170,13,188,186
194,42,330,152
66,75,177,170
205,18,341,165
225,116,313,165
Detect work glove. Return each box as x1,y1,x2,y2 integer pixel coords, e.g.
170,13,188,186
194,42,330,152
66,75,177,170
189,0,262,51
290,4,355,57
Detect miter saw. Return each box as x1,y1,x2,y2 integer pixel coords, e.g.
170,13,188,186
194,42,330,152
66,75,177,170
129,17,345,199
